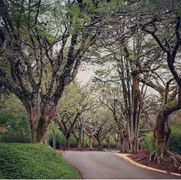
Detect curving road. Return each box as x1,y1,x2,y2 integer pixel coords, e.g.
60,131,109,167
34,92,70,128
61,151,179,179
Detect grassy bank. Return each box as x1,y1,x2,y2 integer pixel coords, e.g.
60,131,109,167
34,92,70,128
0,143,79,179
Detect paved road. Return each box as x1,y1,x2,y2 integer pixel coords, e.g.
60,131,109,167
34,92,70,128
61,151,179,179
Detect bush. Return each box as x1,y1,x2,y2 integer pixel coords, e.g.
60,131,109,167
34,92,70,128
47,130,64,148
142,132,155,152
0,143,79,179
0,132,30,143
169,125,181,154
0,112,13,125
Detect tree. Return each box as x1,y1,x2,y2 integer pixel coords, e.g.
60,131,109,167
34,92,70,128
83,111,99,149
0,0,106,143
92,109,113,150
139,1,181,163
98,86,129,152
55,81,96,150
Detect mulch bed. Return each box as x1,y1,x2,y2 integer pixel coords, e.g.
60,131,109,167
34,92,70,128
128,150,181,174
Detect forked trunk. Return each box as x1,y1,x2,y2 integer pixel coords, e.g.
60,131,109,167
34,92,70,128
26,102,56,143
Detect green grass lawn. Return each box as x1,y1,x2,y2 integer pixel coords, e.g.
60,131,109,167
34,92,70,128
0,143,79,179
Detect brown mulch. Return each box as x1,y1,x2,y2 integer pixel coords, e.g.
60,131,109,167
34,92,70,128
128,150,181,174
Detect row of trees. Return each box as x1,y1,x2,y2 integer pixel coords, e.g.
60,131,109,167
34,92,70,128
0,0,181,165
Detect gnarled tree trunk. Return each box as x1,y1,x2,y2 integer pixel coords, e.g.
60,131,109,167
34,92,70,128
152,99,180,163
25,102,56,143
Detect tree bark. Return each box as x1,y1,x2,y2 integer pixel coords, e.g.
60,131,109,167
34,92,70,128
76,131,82,150
153,99,181,163
25,102,56,143
65,137,70,150
76,138,81,150
122,133,129,153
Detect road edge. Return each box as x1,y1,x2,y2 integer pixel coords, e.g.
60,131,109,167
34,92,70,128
115,153,181,177
55,150,82,179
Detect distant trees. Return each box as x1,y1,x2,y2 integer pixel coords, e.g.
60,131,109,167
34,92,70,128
55,82,96,150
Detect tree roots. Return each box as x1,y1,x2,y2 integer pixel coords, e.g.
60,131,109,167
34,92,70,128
149,150,181,170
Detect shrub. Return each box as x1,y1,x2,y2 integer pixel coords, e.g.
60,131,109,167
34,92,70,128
169,125,181,154
142,132,155,152
47,130,64,149
0,132,30,143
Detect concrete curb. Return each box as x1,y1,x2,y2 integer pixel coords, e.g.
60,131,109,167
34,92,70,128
115,153,181,177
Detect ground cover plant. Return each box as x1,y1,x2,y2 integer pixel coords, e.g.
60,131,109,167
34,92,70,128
0,143,79,179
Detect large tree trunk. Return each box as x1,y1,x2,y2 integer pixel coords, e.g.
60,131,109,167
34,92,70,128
25,102,56,143
153,100,179,162
77,132,82,150
76,138,81,150
129,134,138,153
128,95,140,153
65,137,70,150
122,133,129,153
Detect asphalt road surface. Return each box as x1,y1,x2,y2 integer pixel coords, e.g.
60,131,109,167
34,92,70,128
61,151,180,179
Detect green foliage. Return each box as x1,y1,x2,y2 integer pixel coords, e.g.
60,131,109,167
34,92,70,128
0,143,79,179
142,132,155,152
169,125,181,154
47,130,64,149
47,129,89,148
0,94,30,142
0,133,30,143
0,112,13,125
0,112,30,142
143,125,181,154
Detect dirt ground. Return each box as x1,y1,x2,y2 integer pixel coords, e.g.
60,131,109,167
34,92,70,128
128,150,181,174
